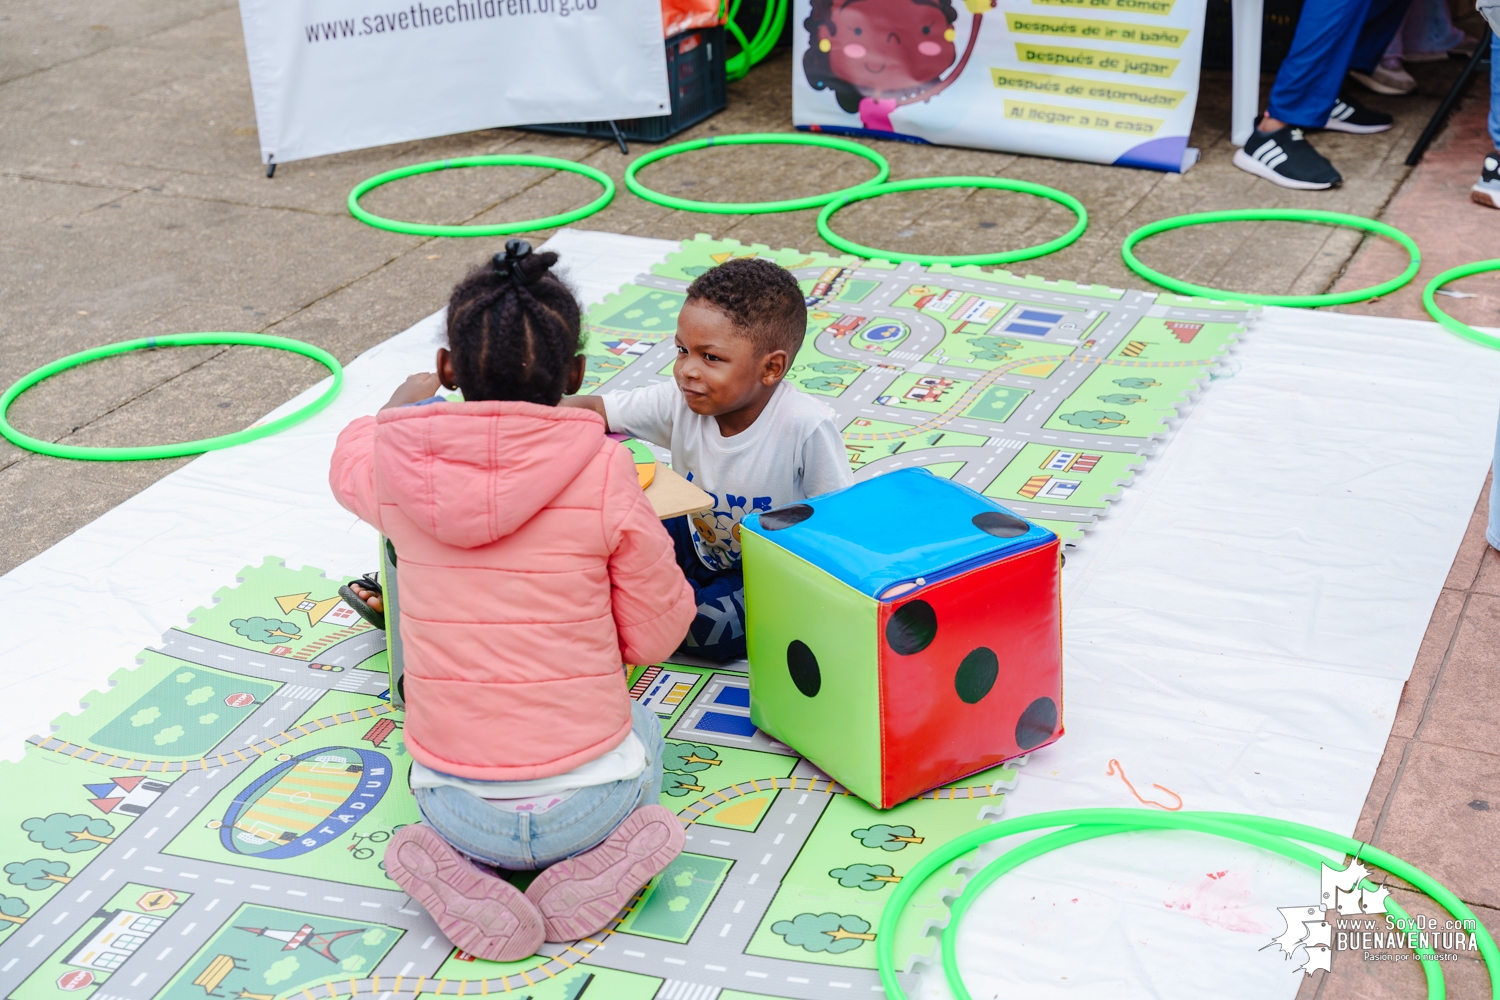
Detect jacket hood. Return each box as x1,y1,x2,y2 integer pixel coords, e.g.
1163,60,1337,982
375,400,606,549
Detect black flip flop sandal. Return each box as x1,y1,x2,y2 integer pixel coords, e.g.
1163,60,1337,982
338,573,386,630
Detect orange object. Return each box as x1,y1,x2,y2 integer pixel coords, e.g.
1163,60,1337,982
662,0,722,37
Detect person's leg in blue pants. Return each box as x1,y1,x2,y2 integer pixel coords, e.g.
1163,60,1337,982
1491,31,1500,153
664,516,746,663
1268,0,1410,127
1473,31,1500,207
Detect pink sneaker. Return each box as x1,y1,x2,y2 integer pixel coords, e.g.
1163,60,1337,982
524,805,685,942
385,825,544,962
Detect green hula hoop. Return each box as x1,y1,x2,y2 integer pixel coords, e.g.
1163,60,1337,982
1423,259,1500,350
0,333,343,461
1121,209,1422,307
876,808,1499,1000
816,176,1088,266
348,155,615,237
624,133,889,215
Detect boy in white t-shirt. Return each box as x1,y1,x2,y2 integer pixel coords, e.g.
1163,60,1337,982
564,258,853,661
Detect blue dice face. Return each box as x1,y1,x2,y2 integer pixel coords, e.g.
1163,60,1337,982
742,468,1056,600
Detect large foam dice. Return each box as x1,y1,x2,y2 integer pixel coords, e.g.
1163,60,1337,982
740,468,1062,809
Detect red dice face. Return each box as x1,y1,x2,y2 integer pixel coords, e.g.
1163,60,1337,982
875,538,1063,808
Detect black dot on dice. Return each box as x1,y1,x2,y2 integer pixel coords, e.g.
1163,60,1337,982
954,646,998,704
787,639,821,697
972,511,1028,538
1015,696,1058,750
886,600,937,655
761,504,814,531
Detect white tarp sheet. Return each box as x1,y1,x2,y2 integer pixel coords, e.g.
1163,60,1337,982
3,229,1497,997
238,0,670,165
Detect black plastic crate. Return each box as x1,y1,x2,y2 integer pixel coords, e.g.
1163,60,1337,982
526,26,727,143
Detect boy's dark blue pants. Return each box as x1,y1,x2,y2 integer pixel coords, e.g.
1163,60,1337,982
665,516,746,663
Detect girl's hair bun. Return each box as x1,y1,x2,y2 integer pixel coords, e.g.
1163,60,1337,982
491,239,559,286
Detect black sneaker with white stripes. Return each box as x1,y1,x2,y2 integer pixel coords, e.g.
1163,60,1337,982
1322,91,1394,134
1472,151,1500,208
1233,122,1342,190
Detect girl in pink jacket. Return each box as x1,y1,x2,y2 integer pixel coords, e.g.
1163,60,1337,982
329,241,697,962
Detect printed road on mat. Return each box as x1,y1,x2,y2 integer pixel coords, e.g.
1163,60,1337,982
579,235,1252,542
0,560,1022,1000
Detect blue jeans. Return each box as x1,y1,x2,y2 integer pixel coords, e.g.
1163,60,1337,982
665,516,747,663
413,700,664,870
1489,32,1500,151
1267,0,1411,127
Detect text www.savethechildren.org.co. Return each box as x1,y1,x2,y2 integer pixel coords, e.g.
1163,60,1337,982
304,0,598,43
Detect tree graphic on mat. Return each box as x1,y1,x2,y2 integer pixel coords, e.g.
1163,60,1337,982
663,743,721,773
800,376,850,393
0,897,28,926
4,859,71,890
21,813,115,853
772,912,876,953
829,863,902,891
1057,410,1127,430
808,360,866,375
852,824,923,851
230,617,302,644
664,775,706,797
1096,394,1147,405
966,337,1022,361
1113,377,1159,389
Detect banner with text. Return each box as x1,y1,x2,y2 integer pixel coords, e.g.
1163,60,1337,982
239,0,671,164
792,0,1206,172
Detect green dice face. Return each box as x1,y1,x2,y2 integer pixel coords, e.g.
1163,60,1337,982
742,532,883,805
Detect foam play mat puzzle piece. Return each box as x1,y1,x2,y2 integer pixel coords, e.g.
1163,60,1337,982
578,235,1252,543
3,560,1023,1000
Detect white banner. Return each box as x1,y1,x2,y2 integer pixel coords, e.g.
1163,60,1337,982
239,0,671,165
792,0,1206,172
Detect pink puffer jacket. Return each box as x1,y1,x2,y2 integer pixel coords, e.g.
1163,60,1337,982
329,400,695,782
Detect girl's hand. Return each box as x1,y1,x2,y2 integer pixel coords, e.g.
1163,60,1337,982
382,372,444,410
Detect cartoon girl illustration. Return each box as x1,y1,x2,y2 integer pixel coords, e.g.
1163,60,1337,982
804,0,989,135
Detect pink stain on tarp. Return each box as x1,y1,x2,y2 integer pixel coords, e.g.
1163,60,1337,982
1162,871,1271,934
858,97,898,132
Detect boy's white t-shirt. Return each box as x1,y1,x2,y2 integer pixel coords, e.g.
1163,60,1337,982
603,379,854,570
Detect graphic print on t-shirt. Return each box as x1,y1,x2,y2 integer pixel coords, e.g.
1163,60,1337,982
686,486,773,570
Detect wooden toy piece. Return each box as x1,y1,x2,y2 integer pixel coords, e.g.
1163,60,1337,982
623,437,657,489
644,462,713,521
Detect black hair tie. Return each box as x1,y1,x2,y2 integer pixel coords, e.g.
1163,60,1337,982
493,239,536,285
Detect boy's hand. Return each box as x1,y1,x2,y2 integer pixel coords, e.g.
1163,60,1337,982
382,372,443,410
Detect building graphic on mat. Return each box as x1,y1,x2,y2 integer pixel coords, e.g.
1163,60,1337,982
805,266,851,305
275,593,355,627
84,775,168,816
64,909,166,972
630,665,700,716
913,288,962,313
1165,321,1203,343
1041,451,1101,474
236,923,367,962
824,314,864,339
602,338,656,357
903,377,954,404
1020,451,1104,500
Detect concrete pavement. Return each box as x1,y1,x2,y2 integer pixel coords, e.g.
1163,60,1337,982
0,2,1473,572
